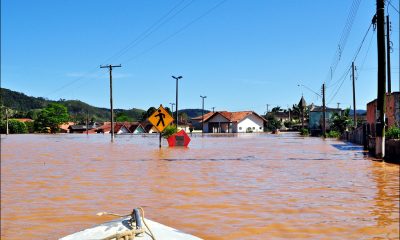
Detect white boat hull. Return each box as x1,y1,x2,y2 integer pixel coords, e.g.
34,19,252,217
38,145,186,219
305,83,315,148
60,217,202,240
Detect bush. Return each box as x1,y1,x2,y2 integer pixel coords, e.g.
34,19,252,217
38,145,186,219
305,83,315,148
162,125,177,139
0,120,28,134
299,128,309,136
326,130,340,138
386,126,400,139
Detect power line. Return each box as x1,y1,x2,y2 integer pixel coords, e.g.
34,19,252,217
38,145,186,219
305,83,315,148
388,0,400,13
326,22,374,104
325,0,361,85
101,0,195,65
44,0,195,99
124,0,227,64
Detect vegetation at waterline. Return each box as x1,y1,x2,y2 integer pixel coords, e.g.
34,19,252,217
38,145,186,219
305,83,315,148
386,126,400,139
161,125,178,139
326,130,341,138
299,128,309,136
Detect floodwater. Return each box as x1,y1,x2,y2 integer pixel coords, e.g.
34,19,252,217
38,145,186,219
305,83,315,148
1,133,399,240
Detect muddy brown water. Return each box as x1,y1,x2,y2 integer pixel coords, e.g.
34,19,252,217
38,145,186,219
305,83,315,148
1,133,399,239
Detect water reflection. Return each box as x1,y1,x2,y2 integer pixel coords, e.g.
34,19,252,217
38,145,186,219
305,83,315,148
1,133,399,239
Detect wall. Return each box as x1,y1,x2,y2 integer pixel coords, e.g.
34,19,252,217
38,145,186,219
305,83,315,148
367,92,400,137
237,115,264,133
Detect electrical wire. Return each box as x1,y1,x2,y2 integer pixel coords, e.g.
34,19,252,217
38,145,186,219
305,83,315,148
124,0,227,64
44,0,195,99
326,21,374,105
325,0,361,86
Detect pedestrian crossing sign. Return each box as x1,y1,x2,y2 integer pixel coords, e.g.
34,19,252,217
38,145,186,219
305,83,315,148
148,104,174,132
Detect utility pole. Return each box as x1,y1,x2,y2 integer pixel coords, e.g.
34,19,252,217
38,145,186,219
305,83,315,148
376,0,386,158
386,15,391,94
212,107,215,113
337,102,341,109
322,83,326,138
352,62,357,128
172,75,182,128
100,64,121,142
169,103,175,116
86,110,89,135
201,95,207,133
266,104,270,115
6,108,9,135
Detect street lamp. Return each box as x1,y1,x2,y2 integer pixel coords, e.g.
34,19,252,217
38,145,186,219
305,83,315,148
297,84,321,98
169,102,175,116
200,95,207,133
172,75,182,127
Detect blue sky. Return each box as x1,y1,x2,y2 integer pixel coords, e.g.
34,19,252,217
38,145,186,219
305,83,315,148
2,0,399,114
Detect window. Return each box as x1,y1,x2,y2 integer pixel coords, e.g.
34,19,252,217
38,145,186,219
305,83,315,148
259,127,262,129
253,127,255,130
239,127,242,130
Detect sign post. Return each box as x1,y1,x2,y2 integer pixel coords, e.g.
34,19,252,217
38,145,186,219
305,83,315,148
148,104,174,148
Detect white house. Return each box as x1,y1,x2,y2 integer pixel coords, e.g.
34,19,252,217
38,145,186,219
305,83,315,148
200,111,267,133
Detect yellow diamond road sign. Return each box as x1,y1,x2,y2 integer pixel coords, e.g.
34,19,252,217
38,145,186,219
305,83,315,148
148,105,174,132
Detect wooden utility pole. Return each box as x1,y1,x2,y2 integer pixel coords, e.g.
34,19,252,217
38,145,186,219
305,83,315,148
386,15,391,94
6,108,9,135
100,64,121,142
86,110,89,135
352,62,357,128
376,0,386,158
322,83,326,138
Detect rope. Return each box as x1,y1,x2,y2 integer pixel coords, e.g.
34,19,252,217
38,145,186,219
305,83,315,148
97,208,156,240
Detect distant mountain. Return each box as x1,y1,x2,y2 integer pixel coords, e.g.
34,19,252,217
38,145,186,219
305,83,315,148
179,108,210,119
349,109,367,116
0,88,145,121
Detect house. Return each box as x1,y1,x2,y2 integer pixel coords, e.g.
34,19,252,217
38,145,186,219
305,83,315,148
59,122,75,133
141,121,159,133
127,122,145,134
367,92,400,137
95,122,131,134
191,112,214,130
272,112,291,123
67,121,102,134
309,106,342,135
196,111,267,133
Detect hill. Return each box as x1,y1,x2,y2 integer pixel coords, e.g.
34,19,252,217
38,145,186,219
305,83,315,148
0,88,145,122
179,109,210,119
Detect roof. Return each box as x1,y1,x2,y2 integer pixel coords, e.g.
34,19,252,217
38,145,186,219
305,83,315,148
96,122,131,133
191,112,215,122
310,106,341,112
201,111,267,123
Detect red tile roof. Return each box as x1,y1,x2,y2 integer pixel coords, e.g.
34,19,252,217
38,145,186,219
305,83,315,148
198,111,267,123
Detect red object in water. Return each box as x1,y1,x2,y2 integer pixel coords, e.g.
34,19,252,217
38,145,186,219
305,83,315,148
167,130,191,147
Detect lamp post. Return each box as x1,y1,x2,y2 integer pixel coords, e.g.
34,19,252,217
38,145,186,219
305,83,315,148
172,76,182,128
169,102,175,116
200,95,207,133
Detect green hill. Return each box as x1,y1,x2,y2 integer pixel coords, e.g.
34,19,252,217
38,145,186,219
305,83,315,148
0,88,208,122
0,88,145,122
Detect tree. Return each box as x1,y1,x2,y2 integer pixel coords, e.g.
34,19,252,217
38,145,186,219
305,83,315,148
141,107,157,121
116,112,133,122
330,108,353,134
265,115,282,131
0,120,28,134
34,103,69,133
271,106,282,113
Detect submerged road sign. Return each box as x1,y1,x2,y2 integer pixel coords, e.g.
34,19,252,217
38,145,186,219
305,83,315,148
148,104,174,132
